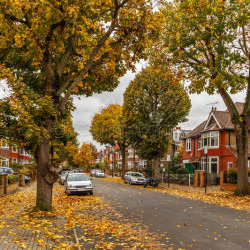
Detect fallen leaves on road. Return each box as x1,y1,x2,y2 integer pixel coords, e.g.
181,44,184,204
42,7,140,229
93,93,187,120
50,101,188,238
0,184,168,249
101,177,250,211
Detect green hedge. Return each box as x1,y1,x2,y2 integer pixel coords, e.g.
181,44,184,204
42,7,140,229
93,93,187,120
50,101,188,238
8,175,19,184
227,168,250,184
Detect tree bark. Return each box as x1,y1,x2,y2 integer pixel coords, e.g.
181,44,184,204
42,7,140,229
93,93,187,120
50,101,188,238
121,147,126,179
219,88,249,195
153,158,161,179
34,119,58,211
235,123,249,195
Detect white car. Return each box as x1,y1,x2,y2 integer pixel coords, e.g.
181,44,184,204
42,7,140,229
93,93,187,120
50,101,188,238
95,170,105,178
64,173,93,195
124,172,147,185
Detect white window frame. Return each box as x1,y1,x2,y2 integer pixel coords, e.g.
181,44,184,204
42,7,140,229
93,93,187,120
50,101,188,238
248,160,250,168
1,140,8,148
201,131,219,149
12,145,18,153
201,156,219,173
198,137,202,150
0,157,9,167
228,162,233,170
186,138,191,152
12,158,18,164
20,148,25,155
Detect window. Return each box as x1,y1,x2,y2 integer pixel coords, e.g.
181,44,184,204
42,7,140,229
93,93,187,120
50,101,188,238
248,160,250,168
201,131,219,148
0,157,9,167
20,148,25,155
186,138,191,152
12,158,18,164
12,145,18,153
1,140,8,148
198,137,202,150
228,162,233,170
128,148,134,157
200,157,219,173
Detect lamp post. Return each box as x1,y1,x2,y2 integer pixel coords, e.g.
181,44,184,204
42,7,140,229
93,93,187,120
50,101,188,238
204,146,208,193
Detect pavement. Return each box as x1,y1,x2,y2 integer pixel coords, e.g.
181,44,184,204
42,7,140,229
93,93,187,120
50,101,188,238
0,182,67,250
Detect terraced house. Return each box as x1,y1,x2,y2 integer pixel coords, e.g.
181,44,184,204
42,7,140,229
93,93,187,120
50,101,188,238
183,103,250,174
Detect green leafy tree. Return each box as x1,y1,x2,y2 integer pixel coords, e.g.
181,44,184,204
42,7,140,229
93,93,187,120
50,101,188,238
123,65,191,178
90,104,127,178
160,0,249,195
0,0,158,210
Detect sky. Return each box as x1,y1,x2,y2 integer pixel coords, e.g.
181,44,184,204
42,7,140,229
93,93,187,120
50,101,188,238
72,68,246,150
0,69,245,151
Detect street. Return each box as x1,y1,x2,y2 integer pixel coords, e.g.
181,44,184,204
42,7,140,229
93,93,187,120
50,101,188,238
73,178,250,250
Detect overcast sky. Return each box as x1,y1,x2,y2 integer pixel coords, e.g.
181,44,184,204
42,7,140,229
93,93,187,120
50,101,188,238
0,69,245,151
72,69,245,150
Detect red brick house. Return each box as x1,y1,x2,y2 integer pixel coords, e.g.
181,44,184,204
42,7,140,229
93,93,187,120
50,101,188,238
0,140,34,167
183,103,250,174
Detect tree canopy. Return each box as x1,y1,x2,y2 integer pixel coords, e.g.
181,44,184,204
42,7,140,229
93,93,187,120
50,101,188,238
123,65,191,177
159,0,249,195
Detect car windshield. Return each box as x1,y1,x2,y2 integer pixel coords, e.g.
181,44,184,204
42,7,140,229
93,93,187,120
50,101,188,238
67,174,89,182
61,171,72,176
96,170,103,173
131,173,143,177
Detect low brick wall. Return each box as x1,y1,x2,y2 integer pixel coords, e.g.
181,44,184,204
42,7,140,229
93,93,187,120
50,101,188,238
220,183,250,192
7,182,19,194
0,185,3,196
220,171,250,192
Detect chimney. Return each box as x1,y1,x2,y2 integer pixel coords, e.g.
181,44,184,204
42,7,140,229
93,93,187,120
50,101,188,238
214,107,217,111
211,107,214,111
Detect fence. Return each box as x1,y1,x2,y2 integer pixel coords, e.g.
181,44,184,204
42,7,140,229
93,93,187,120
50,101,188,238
161,173,195,186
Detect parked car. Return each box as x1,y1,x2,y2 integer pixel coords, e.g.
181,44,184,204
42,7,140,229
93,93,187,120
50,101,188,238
124,172,147,185
95,170,105,178
60,170,73,184
64,173,93,195
90,169,97,177
0,167,14,175
0,167,31,184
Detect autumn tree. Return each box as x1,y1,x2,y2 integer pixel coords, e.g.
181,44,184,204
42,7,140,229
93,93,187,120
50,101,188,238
123,65,191,178
89,104,128,178
73,143,97,169
0,0,159,210
160,0,249,195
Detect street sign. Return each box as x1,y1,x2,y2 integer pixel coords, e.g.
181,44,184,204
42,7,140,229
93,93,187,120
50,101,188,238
204,146,208,154
167,155,171,161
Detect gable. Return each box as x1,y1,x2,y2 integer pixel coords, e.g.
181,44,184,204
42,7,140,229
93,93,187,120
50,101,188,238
204,113,221,130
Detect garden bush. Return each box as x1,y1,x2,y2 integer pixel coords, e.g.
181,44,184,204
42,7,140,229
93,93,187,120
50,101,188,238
176,167,189,175
8,175,19,184
227,168,250,184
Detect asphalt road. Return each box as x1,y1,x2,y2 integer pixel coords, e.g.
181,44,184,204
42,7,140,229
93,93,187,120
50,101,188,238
91,178,250,250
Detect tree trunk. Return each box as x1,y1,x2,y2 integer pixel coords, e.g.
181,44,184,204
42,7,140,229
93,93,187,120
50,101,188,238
153,158,161,179
34,119,58,211
121,148,126,179
235,124,249,195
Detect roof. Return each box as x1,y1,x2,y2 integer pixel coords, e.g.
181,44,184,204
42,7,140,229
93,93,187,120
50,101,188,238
184,121,206,138
185,102,249,138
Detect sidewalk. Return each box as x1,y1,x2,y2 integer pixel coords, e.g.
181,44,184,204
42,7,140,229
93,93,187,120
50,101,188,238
0,182,67,250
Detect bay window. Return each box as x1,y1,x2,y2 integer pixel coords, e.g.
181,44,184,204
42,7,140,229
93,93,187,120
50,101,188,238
201,131,219,148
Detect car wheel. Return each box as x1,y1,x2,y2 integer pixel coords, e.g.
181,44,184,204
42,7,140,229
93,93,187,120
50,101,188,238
89,191,93,195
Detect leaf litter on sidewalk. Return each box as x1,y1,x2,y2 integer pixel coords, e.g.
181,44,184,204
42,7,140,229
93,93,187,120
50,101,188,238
0,184,169,249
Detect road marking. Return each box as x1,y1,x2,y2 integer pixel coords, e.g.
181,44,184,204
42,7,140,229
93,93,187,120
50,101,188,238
73,227,81,250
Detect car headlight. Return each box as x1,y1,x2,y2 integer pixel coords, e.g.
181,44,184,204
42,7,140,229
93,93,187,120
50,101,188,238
69,184,73,188
86,184,92,188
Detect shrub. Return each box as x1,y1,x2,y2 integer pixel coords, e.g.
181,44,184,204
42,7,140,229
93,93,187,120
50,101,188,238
8,175,19,184
176,167,189,175
227,168,250,184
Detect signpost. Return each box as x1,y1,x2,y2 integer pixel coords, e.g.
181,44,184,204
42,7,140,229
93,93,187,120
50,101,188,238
204,146,208,193
167,155,171,187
